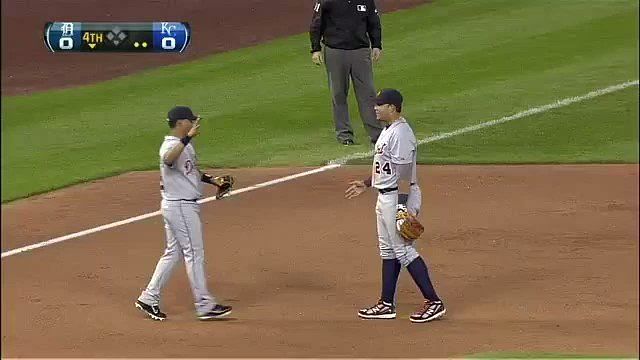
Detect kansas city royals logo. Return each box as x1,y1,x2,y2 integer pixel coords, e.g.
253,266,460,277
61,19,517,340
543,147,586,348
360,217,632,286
161,22,177,36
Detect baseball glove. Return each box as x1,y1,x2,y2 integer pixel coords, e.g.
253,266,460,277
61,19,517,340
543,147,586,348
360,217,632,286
396,204,424,241
212,175,235,199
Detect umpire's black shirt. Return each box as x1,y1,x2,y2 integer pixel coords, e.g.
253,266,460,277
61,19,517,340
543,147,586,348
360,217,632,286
309,0,382,52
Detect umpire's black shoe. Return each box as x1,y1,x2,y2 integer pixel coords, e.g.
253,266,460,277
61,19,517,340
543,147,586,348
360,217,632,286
198,304,233,320
135,300,167,321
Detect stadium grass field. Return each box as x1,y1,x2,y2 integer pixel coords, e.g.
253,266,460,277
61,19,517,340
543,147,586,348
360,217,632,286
2,0,638,202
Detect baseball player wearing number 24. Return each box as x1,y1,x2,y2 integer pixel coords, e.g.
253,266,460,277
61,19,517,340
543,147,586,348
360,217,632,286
135,106,234,321
345,89,446,323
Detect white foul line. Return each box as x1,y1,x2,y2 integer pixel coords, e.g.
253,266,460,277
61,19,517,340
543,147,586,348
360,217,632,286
0,164,341,259
2,80,637,259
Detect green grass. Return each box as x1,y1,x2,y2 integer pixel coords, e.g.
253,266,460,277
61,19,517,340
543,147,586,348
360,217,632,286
468,352,637,359
423,87,639,164
2,0,638,201
350,87,639,165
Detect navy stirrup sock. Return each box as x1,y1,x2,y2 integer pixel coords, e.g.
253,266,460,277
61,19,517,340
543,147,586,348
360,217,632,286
381,259,402,304
407,257,440,301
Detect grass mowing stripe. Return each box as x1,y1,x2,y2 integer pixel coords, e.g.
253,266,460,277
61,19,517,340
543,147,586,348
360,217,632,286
337,81,639,165
424,86,639,164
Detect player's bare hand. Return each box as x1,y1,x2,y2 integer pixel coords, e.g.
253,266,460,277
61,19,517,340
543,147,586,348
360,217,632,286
312,51,323,66
345,180,367,199
371,48,382,63
188,118,201,137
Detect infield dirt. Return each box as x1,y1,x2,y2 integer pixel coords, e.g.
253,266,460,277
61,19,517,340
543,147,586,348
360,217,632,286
2,165,638,357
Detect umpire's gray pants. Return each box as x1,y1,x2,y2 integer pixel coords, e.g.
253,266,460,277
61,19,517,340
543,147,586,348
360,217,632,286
138,199,216,315
324,46,383,143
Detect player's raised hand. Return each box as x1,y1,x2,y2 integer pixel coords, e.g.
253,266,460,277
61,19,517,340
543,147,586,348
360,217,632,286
188,118,201,137
345,180,367,199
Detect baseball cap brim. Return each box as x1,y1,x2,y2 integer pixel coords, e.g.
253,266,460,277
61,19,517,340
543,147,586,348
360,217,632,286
168,106,199,121
375,89,403,108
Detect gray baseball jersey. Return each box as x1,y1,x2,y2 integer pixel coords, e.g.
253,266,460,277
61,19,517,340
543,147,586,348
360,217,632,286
159,136,203,200
372,118,418,189
372,117,422,268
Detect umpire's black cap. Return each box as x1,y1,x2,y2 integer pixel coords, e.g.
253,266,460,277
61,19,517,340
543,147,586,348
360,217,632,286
375,88,403,110
167,106,199,121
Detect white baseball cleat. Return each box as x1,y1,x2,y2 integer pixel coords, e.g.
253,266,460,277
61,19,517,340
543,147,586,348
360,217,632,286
409,300,446,323
358,299,397,319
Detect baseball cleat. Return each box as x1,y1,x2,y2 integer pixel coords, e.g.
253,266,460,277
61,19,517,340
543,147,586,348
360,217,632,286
135,300,167,321
198,304,233,320
341,139,355,146
358,299,396,319
409,300,446,323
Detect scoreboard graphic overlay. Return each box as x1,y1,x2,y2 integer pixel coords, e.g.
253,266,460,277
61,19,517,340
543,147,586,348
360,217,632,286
44,22,191,53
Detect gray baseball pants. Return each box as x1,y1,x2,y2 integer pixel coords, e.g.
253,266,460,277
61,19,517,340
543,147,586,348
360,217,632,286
324,46,383,143
138,199,216,315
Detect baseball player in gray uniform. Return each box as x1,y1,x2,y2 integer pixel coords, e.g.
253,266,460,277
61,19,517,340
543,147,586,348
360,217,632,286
135,106,232,321
345,89,446,323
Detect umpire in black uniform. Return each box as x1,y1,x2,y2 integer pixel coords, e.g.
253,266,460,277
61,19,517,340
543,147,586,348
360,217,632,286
310,0,384,146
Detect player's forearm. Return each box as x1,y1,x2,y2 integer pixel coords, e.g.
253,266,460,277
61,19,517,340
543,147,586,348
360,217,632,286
163,137,190,165
394,162,413,204
201,173,215,185
364,175,372,187
398,179,412,195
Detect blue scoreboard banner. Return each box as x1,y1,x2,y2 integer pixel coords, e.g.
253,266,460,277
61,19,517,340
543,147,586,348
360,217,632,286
44,22,191,53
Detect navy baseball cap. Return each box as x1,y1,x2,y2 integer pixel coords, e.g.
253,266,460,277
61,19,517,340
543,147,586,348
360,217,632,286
375,88,403,109
167,106,199,121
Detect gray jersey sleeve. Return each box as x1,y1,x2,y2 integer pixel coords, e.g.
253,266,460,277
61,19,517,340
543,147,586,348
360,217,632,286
389,125,416,165
395,163,413,181
159,139,179,167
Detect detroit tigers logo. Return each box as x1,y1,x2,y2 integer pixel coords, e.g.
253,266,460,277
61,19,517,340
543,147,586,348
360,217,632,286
375,143,387,155
184,160,194,175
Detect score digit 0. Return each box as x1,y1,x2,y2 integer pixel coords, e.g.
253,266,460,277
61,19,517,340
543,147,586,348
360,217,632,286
59,37,74,50
161,37,176,50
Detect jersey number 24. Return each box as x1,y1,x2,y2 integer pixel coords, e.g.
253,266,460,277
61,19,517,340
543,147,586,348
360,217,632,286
375,161,392,175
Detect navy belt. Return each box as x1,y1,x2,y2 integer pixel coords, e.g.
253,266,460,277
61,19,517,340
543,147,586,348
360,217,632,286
165,198,198,202
378,187,398,194
377,183,417,194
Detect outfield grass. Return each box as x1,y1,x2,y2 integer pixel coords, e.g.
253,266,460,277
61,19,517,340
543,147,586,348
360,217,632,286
423,87,639,164
349,87,639,165
2,0,638,201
